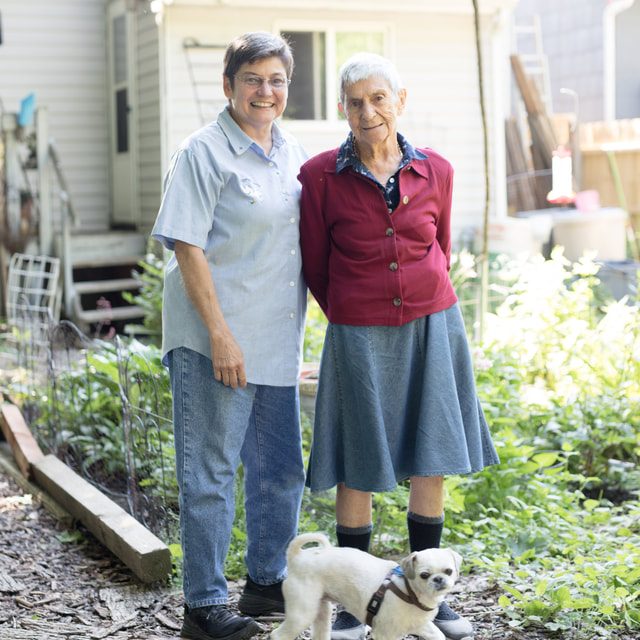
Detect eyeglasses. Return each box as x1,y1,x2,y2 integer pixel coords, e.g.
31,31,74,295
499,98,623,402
235,74,290,90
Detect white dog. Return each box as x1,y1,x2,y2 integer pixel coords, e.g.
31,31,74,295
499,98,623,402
270,532,462,640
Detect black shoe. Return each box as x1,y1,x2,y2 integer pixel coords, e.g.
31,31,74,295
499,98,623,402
181,604,261,640
237,575,285,616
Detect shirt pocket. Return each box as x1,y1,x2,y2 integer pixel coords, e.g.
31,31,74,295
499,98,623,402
239,177,264,204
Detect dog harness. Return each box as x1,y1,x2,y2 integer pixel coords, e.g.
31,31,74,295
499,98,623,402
365,565,435,626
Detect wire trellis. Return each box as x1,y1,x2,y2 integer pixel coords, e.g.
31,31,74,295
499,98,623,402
4,314,178,542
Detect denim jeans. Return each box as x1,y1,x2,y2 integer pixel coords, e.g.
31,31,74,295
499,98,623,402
168,347,305,607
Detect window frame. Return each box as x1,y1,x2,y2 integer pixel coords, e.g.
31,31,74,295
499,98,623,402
274,20,394,124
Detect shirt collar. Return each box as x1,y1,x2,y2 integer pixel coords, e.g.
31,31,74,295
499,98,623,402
335,132,427,174
217,105,285,157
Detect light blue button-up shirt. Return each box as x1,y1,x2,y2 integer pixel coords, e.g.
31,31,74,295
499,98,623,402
151,107,307,386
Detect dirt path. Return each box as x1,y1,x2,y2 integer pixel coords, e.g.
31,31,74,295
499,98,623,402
0,470,548,640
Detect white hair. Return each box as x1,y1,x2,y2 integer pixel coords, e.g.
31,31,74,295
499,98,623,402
338,52,403,104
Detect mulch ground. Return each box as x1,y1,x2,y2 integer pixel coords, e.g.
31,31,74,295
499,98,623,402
0,470,552,640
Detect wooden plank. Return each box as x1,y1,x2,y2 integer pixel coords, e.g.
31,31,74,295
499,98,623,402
0,443,74,527
32,454,172,583
510,54,545,115
76,305,145,323
511,54,558,209
0,402,45,478
74,278,142,295
505,117,537,212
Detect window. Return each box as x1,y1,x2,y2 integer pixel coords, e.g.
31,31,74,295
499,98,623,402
281,28,386,121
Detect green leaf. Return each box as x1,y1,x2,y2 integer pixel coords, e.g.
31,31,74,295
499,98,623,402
532,452,559,467
583,499,600,511
501,584,525,601
553,586,572,608
535,579,548,596
168,543,183,560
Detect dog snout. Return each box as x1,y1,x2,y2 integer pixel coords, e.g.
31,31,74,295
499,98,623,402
432,574,447,589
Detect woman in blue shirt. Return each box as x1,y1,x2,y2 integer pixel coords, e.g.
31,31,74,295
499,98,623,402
152,32,307,640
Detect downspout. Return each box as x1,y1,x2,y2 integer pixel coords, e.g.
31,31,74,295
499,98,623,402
603,0,635,121
151,0,170,176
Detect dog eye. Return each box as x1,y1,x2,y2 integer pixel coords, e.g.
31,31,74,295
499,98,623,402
444,569,453,576
419,572,431,580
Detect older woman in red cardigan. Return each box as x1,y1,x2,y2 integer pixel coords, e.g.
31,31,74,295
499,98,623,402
298,52,499,640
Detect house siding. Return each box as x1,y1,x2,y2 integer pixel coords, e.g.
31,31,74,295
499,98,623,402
162,5,502,241
514,0,606,122
135,5,163,232
615,1,640,119
0,0,110,232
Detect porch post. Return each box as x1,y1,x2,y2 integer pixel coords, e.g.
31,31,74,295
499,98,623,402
36,107,53,256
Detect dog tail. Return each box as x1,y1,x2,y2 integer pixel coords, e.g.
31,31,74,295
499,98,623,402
287,532,332,563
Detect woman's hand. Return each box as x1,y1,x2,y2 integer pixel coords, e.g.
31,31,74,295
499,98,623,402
174,240,248,389
210,329,247,389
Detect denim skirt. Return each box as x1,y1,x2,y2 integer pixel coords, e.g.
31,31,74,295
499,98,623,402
306,303,499,493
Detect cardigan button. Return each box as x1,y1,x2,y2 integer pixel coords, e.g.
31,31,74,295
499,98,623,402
392,297,402,307
402,195,409,205
385,227,394,236
389,262,398,271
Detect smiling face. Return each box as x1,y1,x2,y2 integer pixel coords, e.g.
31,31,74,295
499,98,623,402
340,76,406,152
223,55,289,138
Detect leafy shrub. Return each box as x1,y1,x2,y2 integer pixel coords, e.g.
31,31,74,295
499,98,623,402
5,251,639,636
123,253,166,344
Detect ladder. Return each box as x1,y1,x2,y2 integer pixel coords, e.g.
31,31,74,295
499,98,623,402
512,15,553,114
183,38,228,126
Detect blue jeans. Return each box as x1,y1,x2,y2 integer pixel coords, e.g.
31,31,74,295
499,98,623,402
168,347,305,607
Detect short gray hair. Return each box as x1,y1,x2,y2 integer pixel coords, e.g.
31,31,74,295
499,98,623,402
338,52,403,104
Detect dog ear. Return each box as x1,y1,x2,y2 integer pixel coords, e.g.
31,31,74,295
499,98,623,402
446,548,462,573
400,552,417,580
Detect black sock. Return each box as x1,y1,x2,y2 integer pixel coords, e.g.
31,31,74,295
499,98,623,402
336,523,372,552
407,512,460,621
407,511,444,551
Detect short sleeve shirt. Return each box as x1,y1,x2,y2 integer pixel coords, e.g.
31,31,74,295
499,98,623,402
151,107,308,386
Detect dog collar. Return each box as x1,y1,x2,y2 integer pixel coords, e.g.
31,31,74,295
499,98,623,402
365,565,435,626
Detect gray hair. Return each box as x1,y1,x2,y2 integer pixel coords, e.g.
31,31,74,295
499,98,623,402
338,52,403,104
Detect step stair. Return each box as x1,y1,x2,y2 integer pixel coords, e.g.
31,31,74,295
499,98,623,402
74,304,146,325
74,278,142,295
56,230,149,332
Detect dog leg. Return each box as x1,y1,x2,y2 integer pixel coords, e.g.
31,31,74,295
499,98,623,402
271,612,314,640
310,599,332,640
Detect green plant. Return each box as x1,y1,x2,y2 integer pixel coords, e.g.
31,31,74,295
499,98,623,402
123,253,166,344
303,296,327,363
5,250,639,637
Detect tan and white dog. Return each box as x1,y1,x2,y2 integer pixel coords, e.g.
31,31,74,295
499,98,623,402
270,532,462,640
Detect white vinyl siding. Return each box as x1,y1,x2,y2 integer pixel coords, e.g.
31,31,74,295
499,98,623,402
135,5,163,231
161,4,503,240
0,0,110,232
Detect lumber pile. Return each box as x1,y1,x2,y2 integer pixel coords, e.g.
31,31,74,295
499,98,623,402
507,54,559,212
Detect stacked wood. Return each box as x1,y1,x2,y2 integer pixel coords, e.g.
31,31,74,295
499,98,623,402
510,54,558,209
505,117,537,213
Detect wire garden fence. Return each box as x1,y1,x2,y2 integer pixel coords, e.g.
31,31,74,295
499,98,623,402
1,254,504,543
2,318,178,542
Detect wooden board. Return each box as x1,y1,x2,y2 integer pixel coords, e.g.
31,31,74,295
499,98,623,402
32,455,172,584
0,402,45,478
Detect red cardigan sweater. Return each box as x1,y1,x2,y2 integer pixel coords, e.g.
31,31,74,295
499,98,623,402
298,146,458,326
